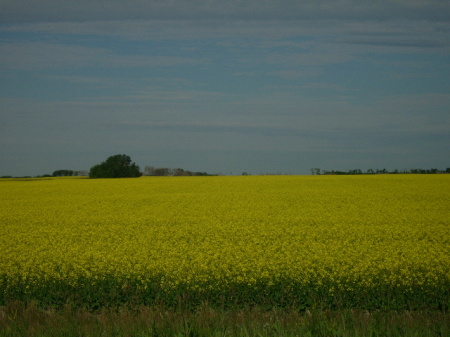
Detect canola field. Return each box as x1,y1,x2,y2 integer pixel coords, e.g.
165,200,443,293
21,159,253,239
0,175,449,310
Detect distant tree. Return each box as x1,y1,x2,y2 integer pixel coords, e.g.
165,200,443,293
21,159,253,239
89,154,141,178
311,168,321,175
174,168,192,176
144,166,156,176
143,165,217,177
193,171,212,176
154,168,171,176
52,170,74,177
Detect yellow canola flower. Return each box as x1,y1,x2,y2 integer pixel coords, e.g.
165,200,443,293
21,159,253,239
0,175,449,305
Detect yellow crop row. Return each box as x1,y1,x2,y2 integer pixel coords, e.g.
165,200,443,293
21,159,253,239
0,175,449,308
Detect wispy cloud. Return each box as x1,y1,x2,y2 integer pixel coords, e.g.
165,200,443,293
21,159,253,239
1,0,449,175
0,41,206,70
1,0,449,23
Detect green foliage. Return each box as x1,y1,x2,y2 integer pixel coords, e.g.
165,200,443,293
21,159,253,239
2,273,447,312
52,170,74,177
89,154,141,179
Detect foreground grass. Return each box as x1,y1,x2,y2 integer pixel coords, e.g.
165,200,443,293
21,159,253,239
1,302,448,337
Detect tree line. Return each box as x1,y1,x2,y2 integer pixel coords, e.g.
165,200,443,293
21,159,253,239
1,170,88,178
143,166,215,177
1,154,216,179
311,168,450,175
52,170,87,177
3,154,448,178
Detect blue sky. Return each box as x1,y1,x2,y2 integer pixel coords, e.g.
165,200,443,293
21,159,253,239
1,0,449,176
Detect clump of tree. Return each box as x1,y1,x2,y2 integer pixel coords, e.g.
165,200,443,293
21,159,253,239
89,154,141,178
143,166,215,176
52,170,88,177
52,170,74,177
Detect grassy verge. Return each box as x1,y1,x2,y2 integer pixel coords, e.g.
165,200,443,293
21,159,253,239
1,301,448,337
